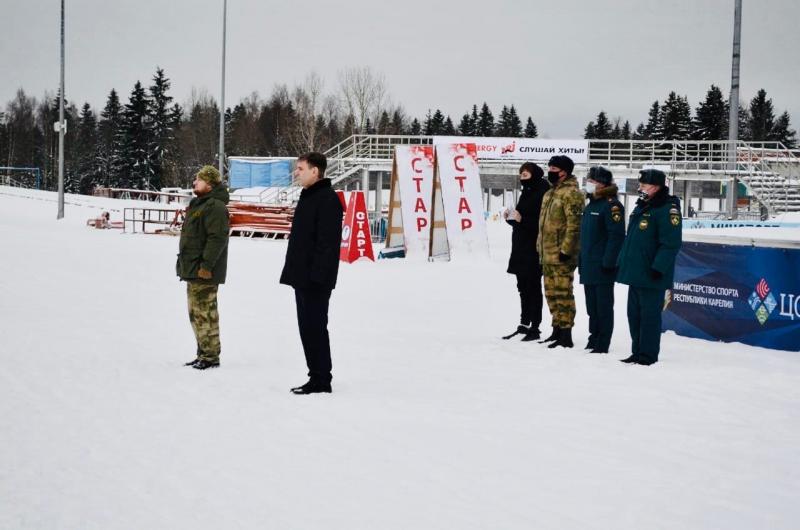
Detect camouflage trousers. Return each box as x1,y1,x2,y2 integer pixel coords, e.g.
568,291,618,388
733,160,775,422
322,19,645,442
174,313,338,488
542,263,577,329
187,282,221,362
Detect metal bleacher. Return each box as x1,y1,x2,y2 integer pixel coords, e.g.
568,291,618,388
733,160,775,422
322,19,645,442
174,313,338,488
245,136,800,216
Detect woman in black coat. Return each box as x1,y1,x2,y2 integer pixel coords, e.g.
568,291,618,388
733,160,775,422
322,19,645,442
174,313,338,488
503,162,550,340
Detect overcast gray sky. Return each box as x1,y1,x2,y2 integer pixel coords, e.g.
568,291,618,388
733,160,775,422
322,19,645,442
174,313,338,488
1,0,798,138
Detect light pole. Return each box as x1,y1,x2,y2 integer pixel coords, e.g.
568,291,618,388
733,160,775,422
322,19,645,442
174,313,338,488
57,0,65,219
218,0,227,179
726,0,742,219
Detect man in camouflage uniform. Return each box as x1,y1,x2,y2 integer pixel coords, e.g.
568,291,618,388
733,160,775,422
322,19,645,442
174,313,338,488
616,169,682,366
176,165,230,370
537,155,585,348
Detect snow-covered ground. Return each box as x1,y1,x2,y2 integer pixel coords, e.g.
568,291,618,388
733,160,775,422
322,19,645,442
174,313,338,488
1,186,798,530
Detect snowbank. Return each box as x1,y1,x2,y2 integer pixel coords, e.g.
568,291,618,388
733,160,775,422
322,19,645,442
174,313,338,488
1,188,798,530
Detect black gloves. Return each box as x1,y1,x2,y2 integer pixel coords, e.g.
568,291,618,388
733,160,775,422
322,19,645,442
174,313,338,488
558,252,570,263
650,269,663,280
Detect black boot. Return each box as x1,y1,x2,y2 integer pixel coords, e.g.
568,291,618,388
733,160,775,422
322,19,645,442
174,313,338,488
620,355,640,363
184,358,200,366
548,327,574,349
192,359,220,370
584,338,597,350
502,324,530,340
539,326,561,344
587,348,608,354
521,327,541,341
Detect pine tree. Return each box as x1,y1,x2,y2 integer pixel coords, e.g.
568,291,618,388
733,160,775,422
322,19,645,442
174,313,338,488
409,118,422,135
643,101,660,139
621,120,632,140
633,123,647,140
748,89,776,141
658,92,692,140
524,117,538,138
692,85,728,140
770,111,797,148
75,103,98,193
496,105,510,136
583,121,596,139
424,109,445,135
119,81,152,189
458,113,475,136
389,109,405,135
610,119,622,140
377,110,391,134
148,67,174,189
593,111,612,139
443,116,456,135
507,105,523,137
422,110,432,135
477,102,494,136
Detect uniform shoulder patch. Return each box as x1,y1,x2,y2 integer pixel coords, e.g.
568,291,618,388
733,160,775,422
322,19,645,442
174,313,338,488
611,204,622,222
669,207,681,226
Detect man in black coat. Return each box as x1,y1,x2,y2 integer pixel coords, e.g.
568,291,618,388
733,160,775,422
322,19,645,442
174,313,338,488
503,162,550,341
280,152,344,394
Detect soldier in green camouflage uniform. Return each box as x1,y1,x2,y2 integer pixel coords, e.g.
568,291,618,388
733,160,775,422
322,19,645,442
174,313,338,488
176,165,230,370
536,155,585,348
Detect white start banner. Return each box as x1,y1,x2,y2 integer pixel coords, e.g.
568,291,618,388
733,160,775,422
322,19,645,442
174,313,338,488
387,145,435,257
432,143,490,259
432,136,589,163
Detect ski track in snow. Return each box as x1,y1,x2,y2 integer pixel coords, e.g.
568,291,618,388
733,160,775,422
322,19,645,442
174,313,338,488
1,187,798,530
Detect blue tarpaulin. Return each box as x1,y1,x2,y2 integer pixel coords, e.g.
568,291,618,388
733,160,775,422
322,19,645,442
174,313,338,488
229,159,292,189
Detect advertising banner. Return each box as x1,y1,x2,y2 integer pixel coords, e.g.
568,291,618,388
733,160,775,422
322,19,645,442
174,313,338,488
663,241,800,352
432,136,589,163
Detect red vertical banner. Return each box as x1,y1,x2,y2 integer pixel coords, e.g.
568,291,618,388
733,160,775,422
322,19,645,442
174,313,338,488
340,191,375,263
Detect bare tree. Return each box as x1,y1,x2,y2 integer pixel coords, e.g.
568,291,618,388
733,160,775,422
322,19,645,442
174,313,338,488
289,71,325,153
338,66,387,133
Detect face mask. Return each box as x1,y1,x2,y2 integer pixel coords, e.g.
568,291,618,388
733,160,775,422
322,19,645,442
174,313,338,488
638,188,650,201
585,181,597,195
547,171,561,185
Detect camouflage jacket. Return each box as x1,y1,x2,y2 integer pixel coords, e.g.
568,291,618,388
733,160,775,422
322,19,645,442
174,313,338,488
537,175,585,266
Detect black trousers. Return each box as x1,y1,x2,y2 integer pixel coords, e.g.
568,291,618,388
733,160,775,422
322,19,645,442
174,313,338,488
294,287,333,384
515,265,543,329
627,287,666,363
584,283,615,351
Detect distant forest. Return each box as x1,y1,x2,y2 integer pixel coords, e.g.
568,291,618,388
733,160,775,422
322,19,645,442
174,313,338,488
1,66,795,192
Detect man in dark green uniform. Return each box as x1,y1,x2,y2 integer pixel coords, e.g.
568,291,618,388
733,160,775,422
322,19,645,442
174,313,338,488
176,165,230,370
578,166,625,354
616,169,682,366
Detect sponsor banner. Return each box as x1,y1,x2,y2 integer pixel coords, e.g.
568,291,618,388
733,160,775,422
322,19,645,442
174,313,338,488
340,191,374,263
432,136,588,163
663,241,800,352
385,145,435,258
432,143,490,259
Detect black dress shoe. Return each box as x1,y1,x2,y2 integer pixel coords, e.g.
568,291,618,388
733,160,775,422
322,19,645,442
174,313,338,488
192,359,220,370
584,340,597,350
502,325,530,340
290,381,332,394
635,358,657,366
620,355,639,363
587,348,608,354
